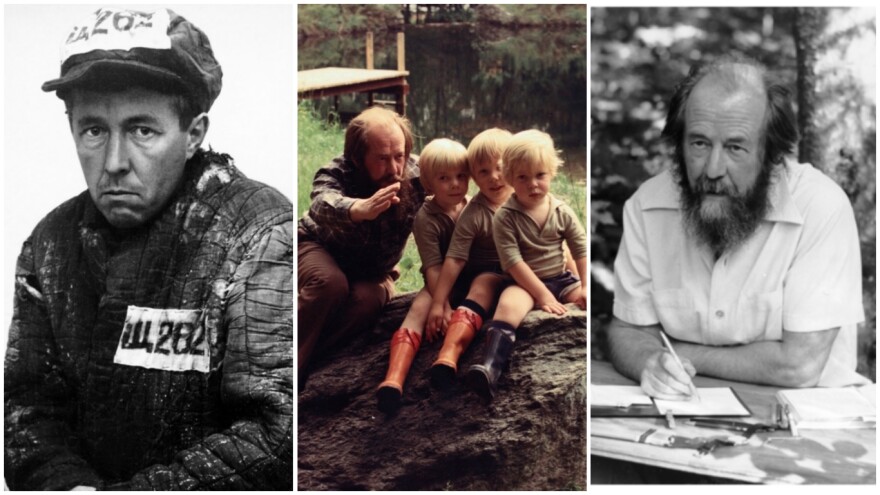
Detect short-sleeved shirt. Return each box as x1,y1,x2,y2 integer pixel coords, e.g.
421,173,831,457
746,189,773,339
412,195,468,274
445,192,503,272
494,193,588,279
297,155,425,281
613,161,866,386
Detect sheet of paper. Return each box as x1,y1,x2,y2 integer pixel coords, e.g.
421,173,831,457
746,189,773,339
654,387,750,416
778,387,876,423
591,385,653,407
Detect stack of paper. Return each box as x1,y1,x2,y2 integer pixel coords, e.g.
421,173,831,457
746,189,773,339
776,385,876,429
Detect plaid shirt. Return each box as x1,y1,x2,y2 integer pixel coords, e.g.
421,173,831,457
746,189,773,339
298,155,425,280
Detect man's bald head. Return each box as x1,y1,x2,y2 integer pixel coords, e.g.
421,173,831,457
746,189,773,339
344,107,414,171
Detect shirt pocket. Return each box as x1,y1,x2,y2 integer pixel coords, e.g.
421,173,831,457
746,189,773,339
734,289,783,342
651,288,701,342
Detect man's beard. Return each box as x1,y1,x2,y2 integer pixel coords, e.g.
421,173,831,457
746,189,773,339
374,171,412,222
675,158,776,255
393,175,414,222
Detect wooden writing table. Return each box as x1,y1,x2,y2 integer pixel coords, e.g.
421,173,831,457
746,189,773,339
591,360,876,484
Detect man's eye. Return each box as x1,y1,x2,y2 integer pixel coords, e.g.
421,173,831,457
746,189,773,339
82,127,104,138
132,127,156,138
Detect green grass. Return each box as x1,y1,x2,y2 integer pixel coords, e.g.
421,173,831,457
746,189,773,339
298,104,587,293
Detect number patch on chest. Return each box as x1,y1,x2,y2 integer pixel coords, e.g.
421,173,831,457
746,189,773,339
113,305,210,373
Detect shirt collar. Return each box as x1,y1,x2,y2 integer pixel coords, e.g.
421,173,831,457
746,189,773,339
501,193,563,213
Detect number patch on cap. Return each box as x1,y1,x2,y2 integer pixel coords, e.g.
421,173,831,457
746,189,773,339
113,305,210,373
61,8,172,63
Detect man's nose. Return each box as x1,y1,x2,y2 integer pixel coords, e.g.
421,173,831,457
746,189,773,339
104,134,130,174
704,147,726,180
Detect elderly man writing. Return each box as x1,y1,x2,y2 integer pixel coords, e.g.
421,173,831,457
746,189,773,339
298,107,426,380
608,56,866,400
4,7,293,490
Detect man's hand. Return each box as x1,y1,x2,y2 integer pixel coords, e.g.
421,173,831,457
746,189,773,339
640,350,697,401
425,300,452,342
350,182,401,222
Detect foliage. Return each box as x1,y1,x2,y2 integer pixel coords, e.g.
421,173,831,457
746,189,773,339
485,4,587,26
297,104,343,218
297,4,403,40
591,7,875,381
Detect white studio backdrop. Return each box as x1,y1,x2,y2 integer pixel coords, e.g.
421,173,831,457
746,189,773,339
2,4,296,352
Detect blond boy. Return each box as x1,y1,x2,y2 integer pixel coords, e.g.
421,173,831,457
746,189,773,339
426,128,514,389
466,129,587,399
377,138,470,412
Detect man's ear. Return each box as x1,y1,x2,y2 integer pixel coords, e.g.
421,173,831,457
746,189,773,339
185,113,210,159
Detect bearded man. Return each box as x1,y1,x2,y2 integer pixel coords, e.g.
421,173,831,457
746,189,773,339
298,107,426,381
607,56,867,399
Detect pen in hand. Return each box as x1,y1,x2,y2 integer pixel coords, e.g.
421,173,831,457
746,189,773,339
658,330,701,402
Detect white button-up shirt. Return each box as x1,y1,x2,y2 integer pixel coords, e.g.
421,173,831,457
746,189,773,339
613,160,866,386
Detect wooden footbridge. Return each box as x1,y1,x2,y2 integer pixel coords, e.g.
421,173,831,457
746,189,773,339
298,32,410,115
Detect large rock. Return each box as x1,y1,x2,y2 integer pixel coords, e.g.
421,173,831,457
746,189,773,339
298,293,587,490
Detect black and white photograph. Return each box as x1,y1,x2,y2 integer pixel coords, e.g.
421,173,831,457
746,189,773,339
2,4,294,490
590,6,876,485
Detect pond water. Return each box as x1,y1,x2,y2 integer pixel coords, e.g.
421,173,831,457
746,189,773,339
299,23,586,182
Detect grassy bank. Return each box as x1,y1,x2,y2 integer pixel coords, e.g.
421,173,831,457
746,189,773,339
298,104,587,293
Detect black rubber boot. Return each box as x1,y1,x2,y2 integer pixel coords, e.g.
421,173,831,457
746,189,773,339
465,322,516,400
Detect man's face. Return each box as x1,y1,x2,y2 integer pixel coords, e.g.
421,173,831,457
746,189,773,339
683,77,766,220
363,124,406,187
69,87,195,228
680,76,773,253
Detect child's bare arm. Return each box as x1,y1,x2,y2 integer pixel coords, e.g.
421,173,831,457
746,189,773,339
568,256,588,309
507,261,568,315
424,264,442,295
563,242,578,274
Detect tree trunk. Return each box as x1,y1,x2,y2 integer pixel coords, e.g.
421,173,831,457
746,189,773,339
794,7,824,169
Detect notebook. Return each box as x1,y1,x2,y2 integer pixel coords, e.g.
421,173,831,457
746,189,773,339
776,385,876,429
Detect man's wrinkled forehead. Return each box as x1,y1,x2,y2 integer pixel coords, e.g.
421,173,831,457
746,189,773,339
365,123,405,151
693,63,766,101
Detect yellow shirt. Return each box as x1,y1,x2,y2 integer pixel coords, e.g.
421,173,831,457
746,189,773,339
613,160,866,386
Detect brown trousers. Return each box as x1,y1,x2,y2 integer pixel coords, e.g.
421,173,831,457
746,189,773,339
297,241,395,374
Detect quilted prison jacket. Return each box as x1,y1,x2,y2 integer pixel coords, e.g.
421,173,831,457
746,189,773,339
4,150,293,490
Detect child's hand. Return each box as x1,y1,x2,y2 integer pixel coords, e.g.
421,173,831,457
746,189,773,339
425,302,447,342
538,298,568,315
